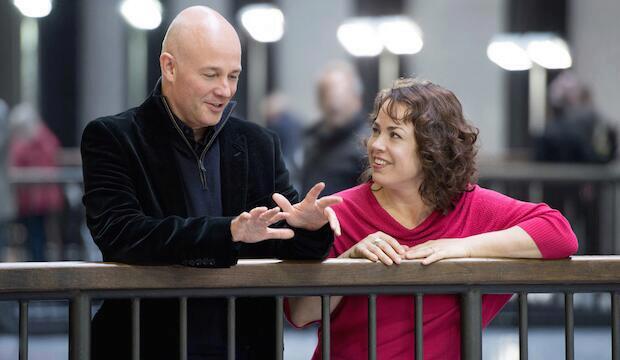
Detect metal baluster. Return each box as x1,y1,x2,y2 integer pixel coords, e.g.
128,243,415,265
519,292,528,360
368,294,377,360
132,298,140,360
322,295,330,360
415,294,423,360
613,292,620,360
69,293,91,360
228,297,236,360
19,300,28,360
275,296,284,360
461,289,481,360
180,297,187,360
565,292,574,360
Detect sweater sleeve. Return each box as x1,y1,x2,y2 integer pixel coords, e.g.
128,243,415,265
471,187,578,258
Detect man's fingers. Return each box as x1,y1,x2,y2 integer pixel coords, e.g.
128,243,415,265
249,207,268,217
324,207,341,236
272,193,295,212
316,196,343,209
304,182,325,203
266,228,295,239
258,207,281,222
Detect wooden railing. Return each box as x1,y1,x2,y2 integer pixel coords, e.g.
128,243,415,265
2,257,620,360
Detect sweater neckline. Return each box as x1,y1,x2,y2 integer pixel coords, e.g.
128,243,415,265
365,183,439,234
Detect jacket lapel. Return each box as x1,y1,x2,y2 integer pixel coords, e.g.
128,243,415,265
220,122,247,216
137,93,188,217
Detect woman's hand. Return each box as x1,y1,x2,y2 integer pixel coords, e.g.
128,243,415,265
405,238,472,265
340,231,407,265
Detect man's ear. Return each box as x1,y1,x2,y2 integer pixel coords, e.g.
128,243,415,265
160,52,175,81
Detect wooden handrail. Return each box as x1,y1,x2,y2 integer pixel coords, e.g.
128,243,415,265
1,256,620,294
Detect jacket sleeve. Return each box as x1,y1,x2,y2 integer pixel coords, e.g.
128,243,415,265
81,119,237,267
269,132,334,260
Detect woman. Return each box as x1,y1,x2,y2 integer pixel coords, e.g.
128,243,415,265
287,78,578,359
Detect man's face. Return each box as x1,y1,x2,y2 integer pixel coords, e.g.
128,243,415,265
168,37,242,128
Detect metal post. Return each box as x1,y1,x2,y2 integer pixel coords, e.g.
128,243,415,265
19,300,28,360
180,297,187,360
228,297,236,360
322,295,331,360
275,296,284,360
379,51,399,90
519,292,528,360
415,294,423,359
368,294,377,360
565,292,574,360
613,292,620,360
461,289,482,360
69,293,91,360
528,63,547,136
132,298,140,360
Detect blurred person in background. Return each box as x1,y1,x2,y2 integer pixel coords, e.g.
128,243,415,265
9,103,64,261
0,99,15,261
300,61,368,195
263,91,303,187
288,79,578,359
535,71,616,254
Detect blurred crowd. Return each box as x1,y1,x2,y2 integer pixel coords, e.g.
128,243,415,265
0,101,64,262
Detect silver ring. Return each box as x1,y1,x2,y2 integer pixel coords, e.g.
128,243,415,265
372,237,384,245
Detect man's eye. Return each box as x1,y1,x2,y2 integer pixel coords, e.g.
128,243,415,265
204,73,217,78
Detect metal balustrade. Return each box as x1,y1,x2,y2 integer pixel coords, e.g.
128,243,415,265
2,257,620,359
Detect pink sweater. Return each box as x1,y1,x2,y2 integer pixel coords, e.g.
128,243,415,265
311,183,577,360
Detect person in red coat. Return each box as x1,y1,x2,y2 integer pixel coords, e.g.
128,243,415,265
9,103,64,261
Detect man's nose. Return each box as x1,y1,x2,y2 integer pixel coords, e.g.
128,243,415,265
215,80,233,98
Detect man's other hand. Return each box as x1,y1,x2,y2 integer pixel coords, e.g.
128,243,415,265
272,182,342,236
230,206,294,243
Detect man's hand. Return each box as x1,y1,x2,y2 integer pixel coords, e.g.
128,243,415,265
230,206,294,243
272,182,342,236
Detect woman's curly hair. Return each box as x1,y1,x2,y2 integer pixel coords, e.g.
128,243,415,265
362,78,479,214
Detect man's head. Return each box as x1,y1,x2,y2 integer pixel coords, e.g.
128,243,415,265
160,6,242,129
316,61,363,128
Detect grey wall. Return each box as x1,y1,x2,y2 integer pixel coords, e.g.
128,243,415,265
404,0,507,157
78,0,126,133
570,0,620,125
276,0,354,124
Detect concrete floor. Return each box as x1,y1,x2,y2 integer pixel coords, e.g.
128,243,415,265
0,327,611,359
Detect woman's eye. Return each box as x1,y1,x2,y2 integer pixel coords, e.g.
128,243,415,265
391,132,401,139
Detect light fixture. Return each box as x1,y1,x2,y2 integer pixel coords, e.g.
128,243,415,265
487,35,532,71
377,16,423,55
13,0,52,18
239,4,285,43
487,33,572,71
337,17,383,57
526,34,572,69
120,0,163,30
337,16,423,57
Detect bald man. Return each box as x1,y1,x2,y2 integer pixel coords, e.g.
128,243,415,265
81,6,339,359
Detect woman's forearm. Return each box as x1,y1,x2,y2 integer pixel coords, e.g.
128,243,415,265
468,226,542,258
288,295,343,327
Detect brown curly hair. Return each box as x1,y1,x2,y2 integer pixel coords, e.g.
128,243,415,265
362,78,479,214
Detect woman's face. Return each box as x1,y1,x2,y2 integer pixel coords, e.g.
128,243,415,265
367,101,422,190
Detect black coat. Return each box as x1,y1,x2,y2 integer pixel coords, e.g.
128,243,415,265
81,86,332,359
